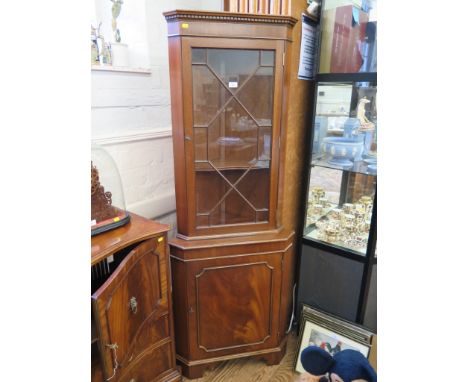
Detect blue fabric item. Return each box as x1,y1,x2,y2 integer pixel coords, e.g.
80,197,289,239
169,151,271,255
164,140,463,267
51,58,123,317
300,346,377,382
301,346,334,376
332,350,377,382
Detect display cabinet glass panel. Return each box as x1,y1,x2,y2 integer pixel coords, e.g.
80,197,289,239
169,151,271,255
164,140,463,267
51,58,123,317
192,48,275,228
312,81,377,175
304,166,375,255
319,0,377,74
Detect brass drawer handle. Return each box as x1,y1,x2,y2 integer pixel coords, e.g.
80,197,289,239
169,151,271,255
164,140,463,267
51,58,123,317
129,379,136,382
129,297,138,314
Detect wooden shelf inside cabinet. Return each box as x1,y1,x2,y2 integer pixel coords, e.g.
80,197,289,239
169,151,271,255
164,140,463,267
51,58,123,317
91,212,181,382
195,160,271,171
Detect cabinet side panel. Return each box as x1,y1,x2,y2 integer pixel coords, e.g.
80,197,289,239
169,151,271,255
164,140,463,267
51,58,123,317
278,240,295,339
170,255,190,359
276,40,290,229
282,1,314,235
168,37,188,235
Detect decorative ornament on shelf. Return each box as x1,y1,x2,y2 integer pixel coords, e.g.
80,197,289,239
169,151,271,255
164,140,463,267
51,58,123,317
91,161,115,224
356,97,377,167
91,24,100,65
110,0,129,67
97,22,112,66
357,97,375,131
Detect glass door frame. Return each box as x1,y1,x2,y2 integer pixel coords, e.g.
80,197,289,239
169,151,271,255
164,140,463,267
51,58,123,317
181,37,285,237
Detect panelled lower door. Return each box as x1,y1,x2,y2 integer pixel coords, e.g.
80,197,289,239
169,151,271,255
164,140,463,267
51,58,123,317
92,238,171,381
185,252,283,359
181,37,285,236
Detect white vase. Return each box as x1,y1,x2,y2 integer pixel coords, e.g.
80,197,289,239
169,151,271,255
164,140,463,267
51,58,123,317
110,42,129,67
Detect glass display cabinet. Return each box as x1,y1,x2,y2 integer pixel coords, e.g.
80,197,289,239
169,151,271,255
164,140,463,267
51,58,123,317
297,0,377,332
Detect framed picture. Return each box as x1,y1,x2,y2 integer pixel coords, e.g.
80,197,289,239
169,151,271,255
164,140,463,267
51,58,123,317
294,305,374,374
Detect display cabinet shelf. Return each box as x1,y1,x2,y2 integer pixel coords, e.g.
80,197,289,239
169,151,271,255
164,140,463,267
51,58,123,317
311,159,376,176
194,160,270,171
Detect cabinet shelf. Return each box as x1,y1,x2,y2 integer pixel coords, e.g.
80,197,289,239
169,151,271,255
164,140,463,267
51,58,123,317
311,157,376,176
195,160,270,171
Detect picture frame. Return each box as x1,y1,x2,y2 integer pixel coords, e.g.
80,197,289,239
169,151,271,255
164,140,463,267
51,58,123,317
294,305,374,374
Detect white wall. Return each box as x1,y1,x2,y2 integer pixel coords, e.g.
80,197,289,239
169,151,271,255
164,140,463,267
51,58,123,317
91,0,222,236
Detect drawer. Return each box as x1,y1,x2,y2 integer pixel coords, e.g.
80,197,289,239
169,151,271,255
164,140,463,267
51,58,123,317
92,237,169,379
117,341,174,382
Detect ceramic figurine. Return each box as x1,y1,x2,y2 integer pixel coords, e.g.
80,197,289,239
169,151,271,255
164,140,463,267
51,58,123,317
357,97,374,131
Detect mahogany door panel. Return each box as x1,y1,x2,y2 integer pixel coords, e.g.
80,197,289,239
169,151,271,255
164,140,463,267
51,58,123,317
117,341,173,382
92,238,168,379
185,253,283,359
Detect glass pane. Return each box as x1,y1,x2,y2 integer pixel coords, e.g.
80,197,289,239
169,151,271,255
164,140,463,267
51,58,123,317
260,51,274,66
195,171,226,214
192,65,232,127
312,82,377,175
256,210,269,222
209,187,256,225
237,66,274,126
192,48,206,64
192,48,275,228
235,170,270,211
207,49,260,90
319,0,377,73
207,98,259,168
195,168,269,227
194,127,207,161
258,127,271,162
303,167,376,256
196,214,209,228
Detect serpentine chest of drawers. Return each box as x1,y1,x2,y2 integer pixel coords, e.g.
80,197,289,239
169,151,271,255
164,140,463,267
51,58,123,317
91,212,181,382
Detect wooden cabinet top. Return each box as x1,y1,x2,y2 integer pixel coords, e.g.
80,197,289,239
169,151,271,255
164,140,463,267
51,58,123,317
91,212,169,265
163,9,297,26
164,9,297,41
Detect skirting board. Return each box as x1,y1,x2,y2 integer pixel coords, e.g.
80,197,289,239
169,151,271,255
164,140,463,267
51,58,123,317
127,191,176,220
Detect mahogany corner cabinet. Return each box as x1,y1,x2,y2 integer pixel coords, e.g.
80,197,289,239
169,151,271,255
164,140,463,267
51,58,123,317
164,10,298,379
